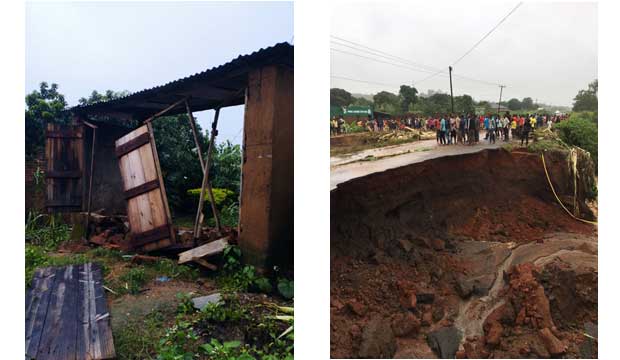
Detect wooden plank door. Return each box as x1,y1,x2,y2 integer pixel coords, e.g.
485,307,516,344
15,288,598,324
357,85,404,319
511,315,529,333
45,123,84,212
115,124,175,252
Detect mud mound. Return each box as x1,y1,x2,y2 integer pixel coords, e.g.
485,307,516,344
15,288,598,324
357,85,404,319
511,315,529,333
331,149,595,258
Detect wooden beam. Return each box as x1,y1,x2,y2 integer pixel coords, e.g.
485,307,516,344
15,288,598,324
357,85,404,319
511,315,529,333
193,108,220,243
114,132,150,157
185,100,222,232
131,225,171,249
124,179,160,200
193,258,218,271
143,98,187,123
46,170,81,179
178,236,230,264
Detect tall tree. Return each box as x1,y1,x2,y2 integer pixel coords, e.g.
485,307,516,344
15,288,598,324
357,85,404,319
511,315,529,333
25,82,69,160
330,88,353,107
373,91,400,114
572,79,598,112
507,98,522,110
521,97,534,110
399,85,418,113
455,95,475,114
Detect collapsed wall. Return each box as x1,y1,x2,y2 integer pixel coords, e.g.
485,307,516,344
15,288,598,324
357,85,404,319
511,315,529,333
331,148,595,258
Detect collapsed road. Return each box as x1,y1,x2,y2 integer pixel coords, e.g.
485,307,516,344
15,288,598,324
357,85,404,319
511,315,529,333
330,147,598,358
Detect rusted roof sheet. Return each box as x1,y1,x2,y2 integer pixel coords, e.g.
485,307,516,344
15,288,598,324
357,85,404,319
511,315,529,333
69,42,293,120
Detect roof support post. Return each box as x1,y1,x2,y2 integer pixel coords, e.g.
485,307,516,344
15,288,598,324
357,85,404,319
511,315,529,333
185,100,221,233
81,120,98,242
192,107,221,245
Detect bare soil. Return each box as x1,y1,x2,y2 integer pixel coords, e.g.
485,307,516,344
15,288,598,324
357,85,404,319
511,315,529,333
330,148,598,358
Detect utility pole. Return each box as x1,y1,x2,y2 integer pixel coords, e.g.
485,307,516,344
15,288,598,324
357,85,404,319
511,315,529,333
449,66,454,114
497,85,506,116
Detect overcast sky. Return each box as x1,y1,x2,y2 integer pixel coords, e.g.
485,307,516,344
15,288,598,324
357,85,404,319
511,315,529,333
26,1,293,144
330,2,597,107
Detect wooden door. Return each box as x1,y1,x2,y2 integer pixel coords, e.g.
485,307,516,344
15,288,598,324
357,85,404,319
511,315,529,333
45,123,84,212
115,124,175,252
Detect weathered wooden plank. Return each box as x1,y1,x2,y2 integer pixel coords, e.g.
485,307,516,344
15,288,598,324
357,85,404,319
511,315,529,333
178,237,230,264
114,132,150,158
25,267,58,359
92,263,116,359
131,225,170,249
75,264,88,359
124,179,160,200
37,265,78,360
86,262,102,359
45,123,84,213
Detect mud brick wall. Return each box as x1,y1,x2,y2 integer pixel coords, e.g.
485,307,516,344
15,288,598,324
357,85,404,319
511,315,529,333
83,121,130,215
238,65,294,270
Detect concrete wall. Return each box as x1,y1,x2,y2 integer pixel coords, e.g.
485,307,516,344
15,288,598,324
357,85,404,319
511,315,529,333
238,65,294,270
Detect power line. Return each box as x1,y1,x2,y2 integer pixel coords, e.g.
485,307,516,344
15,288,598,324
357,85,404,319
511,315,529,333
330,48,441,75
331,75,404,88
331,45,501,87
452,2,523,66
330,36,442,73
416,2,522,84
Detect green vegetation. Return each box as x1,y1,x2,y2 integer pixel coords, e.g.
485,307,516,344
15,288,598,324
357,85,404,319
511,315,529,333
26,211,71,249
555,114,598,165
154,294,293,360
572,79,598,112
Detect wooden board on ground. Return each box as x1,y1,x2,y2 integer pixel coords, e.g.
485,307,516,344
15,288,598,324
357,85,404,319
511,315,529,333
25,263,115,360
178,236,230,265
115,125,174,252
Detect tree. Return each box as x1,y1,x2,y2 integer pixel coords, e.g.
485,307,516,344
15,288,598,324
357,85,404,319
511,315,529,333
507,98,522,111
351,96,374,108
399,85,418,113
572,79,598,112
330,88,353,107
455,95,475,114
521,97,534,110
78,89,130,105
373,91,400,114
25,82,69,160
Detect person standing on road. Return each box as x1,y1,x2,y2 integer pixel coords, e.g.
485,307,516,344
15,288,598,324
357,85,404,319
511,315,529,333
510,116,517,140
488,115,496,144
468,114,477,145
458,114,467,144
440,116,448,145
521,115,532,146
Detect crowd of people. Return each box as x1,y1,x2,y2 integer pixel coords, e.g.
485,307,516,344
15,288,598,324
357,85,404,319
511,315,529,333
330,113,569,146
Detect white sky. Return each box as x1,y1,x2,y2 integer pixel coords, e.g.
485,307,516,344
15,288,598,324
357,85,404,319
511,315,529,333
26,1,293,144
330,2,597,106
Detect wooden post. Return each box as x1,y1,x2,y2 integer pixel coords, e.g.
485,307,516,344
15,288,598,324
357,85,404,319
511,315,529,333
82,120,98,242
185,100,221,232
193,108,221,244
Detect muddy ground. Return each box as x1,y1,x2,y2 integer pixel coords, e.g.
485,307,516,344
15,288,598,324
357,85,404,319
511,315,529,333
330,148,598,358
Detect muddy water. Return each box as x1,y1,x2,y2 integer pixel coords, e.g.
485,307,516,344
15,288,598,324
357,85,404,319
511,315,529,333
452,232,597,345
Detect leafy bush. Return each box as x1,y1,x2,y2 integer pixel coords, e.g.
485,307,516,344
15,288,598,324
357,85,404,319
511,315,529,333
220,245,272,293
277,279,294,299
555,116,598,165
25,211,71,249
343,122,367,133
186,187,234,205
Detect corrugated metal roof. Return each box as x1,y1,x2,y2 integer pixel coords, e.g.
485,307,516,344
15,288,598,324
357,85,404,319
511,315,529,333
69,42,293,120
